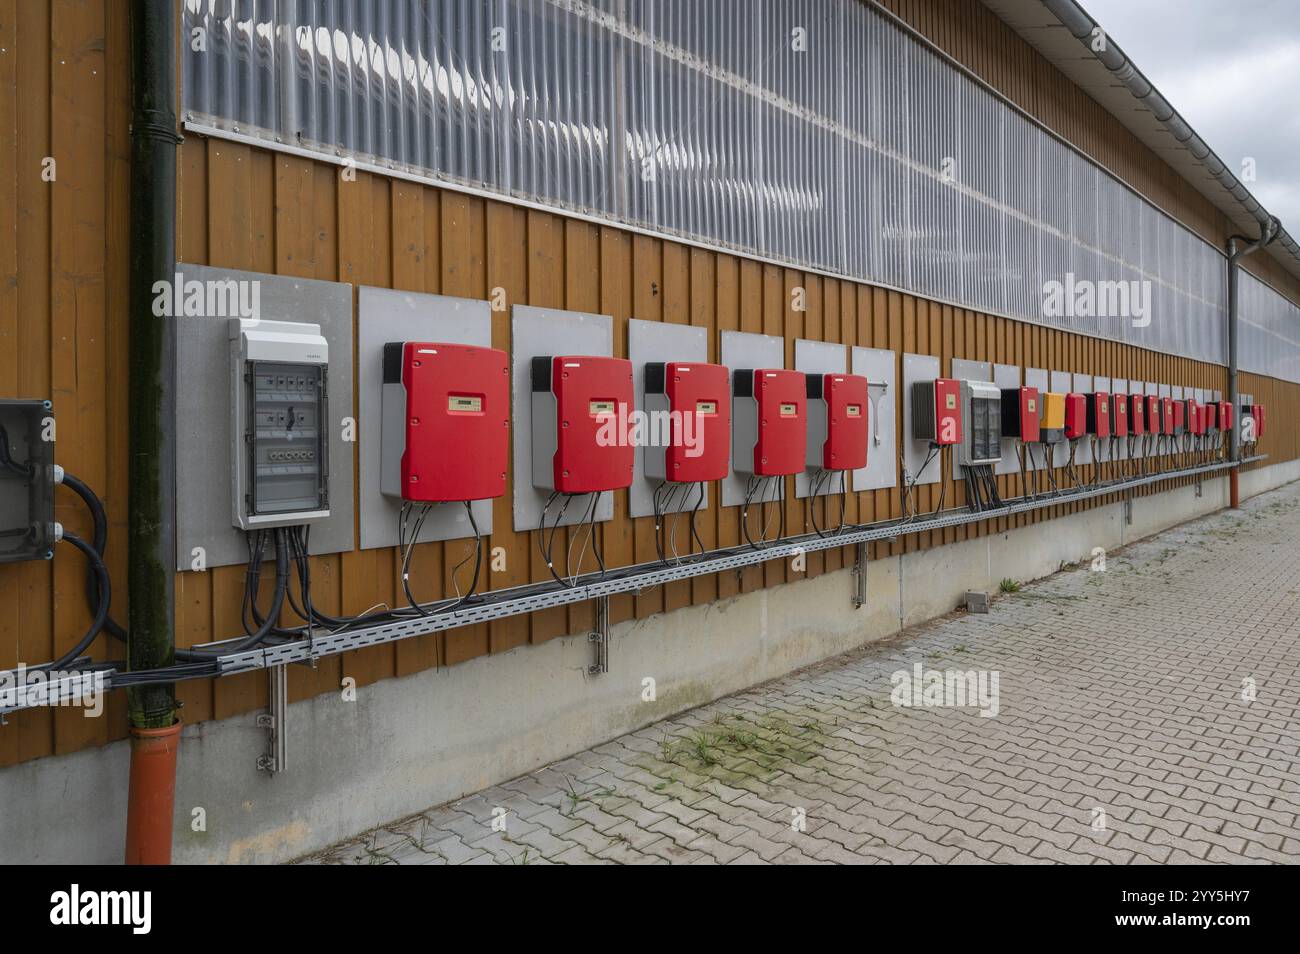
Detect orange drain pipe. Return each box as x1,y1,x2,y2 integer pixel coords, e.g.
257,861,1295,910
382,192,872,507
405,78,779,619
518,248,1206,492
125,720,182,864
1230,467,1240,509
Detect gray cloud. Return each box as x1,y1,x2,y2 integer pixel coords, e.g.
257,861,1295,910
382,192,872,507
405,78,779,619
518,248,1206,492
1082,0,1300,231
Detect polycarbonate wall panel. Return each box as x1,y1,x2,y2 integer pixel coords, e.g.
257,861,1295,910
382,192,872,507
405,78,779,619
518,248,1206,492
1240,272,1300,385
183,0,1297,379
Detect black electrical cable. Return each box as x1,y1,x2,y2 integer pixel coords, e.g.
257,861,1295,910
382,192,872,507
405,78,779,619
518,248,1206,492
57,472,127,642
400,502,433,615
245,532,303,638
688,481,707,555
741,475,763,549
49,532,111,670
836,470,848,536
179,528,290,656
541,492,576,587
808,469,827,536
447,500,484,607
565,492,598,584
96,444,1245,690
591,491,608,580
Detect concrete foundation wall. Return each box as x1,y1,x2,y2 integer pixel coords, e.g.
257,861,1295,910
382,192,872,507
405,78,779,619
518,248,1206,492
4,458,1298,864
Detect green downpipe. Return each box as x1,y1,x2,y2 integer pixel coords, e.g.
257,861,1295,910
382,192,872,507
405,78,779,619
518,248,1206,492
126,0,180,729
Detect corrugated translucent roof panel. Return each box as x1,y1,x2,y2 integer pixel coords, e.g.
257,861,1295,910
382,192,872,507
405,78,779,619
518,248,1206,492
181,0,1297,381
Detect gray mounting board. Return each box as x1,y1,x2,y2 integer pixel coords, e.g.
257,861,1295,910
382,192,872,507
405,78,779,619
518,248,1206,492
628,319,709,519
357,288,494,550
511,305,615,532
902,353,943,487
850,346,897,492
1024,368,1049,471
1093,376,1112,462
720,331,786,508
794,339,847,499
1050,370,1073,468
1072,373,1094,465
173,264,355,571
992,363,1020,476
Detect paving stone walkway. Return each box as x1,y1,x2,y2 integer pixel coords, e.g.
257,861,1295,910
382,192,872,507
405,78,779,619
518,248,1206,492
307,481,1300,864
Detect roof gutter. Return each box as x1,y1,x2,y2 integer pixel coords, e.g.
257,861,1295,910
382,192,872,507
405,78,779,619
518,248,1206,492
1040,0,1300,265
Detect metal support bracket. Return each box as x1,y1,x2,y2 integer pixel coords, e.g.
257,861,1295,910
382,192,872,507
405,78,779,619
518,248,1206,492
1194,475,1204,498
256,664,288,773
851,542,868,608
588,596,610,675
1124,497,1133,526
867,380,888,447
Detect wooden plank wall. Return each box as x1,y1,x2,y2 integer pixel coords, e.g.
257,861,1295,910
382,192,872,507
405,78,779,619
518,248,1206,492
1,0,1299,768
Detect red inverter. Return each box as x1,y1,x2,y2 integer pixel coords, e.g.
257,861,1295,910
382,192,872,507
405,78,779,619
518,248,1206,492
1064,392,1087,440
531,354,635,494
1086,391,1111,439
1000,386,1040,443
1130,394,1146,435
381,341,509,502
733,368,806,476
911,378,963,446
806,372,869,471
644,361,731,483
1110,392,1129,438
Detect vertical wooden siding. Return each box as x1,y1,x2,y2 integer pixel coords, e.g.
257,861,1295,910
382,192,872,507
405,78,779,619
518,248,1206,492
158,134,1300,734
1,0,1299,767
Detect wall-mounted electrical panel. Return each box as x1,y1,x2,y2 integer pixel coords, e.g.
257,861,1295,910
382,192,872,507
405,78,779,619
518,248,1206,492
1161,397,1175,437
1219,401,1233,434
1172,399,1186,436
644,361,731,483
0,399,55,564
381,341,509,502
1086,392,1110,439
1000,386,1039,443
1205,402,1218,433
531,354,634,494
230,318,330,530
806,372,869,472
1252,403,1266,438
911,378,962,446
1130,394,1145,435
957,380,1001,467
733,368,806,476
1040,392,1066,444
1111,393,1129,438
1063,392,1086,440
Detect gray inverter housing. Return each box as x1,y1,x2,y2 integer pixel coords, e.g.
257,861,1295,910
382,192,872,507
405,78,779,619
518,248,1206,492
911,380,938,442
958,380,1002,467
230,318,331,530
530,356,559,491
0,399,56,563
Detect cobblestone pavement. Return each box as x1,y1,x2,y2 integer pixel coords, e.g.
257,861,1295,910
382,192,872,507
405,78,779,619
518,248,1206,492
308,482,1300,865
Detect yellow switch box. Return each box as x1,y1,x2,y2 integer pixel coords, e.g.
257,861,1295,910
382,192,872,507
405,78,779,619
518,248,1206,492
1041,391,1066,430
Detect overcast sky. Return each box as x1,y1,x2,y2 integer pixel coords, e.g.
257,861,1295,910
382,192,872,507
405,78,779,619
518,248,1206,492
1082,0,1300,230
